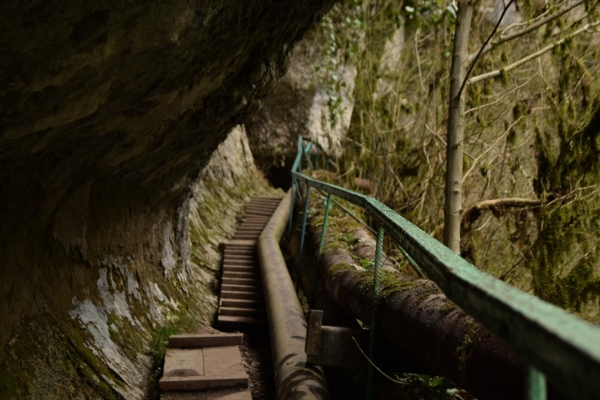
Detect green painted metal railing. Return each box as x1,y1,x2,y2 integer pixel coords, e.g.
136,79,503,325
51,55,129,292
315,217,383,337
289,136,600,400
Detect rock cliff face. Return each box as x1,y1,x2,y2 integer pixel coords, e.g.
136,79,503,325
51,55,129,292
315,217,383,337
245,27,357,189
0,1,333,398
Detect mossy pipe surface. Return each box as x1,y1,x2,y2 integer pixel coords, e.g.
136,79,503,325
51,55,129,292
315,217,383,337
257,191,331,399
313,222,567,400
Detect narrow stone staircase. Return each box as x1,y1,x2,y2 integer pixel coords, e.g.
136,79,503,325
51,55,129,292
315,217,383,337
217,197,282,330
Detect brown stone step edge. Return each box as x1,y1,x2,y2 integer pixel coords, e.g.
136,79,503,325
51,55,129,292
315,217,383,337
217,315,266,325
161,387,251,400
169,333,243,348
222,240,256,247
159,375,248,392
220,291,263,300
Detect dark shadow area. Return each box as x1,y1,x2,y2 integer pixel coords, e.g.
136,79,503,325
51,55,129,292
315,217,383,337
264,164,293,191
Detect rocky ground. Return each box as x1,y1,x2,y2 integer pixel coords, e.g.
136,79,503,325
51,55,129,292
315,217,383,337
239,331,276,400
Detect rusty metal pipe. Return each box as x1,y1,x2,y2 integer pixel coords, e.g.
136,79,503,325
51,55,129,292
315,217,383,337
257,191,331,399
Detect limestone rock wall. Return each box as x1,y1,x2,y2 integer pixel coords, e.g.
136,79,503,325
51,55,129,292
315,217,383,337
0,1,334,398
245,27,358,188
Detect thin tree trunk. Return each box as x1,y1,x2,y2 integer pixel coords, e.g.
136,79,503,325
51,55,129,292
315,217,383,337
444,0,473,253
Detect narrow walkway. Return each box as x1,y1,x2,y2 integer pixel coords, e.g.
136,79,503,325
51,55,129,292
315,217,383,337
217,197,282,330
159,197,282,400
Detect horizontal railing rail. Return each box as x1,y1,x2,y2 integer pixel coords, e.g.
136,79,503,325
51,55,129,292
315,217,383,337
289,136,600,400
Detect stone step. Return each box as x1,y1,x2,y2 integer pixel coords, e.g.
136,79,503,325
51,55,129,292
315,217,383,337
232,236,260,241
221,284,260,293
234,232,262,237
223,254,256,261
244,212,272,218
161,387,252,400
222,266,257,273
223,262,257,268
224,248,256,255
159,346,248,392
217,315,266,329
246,201,281,207
219,307,265,317
223,255,256,262
236,227,264,232
222,240,256,247
239,222,268,227
236,226,265,231
168,333,243,348
223,271,258,279
221,298,264,309
220,290,263,300
249,197,282,202
242,217,270,222
222,277,259,286
223,262,256,268
224,253,255,258
245,207,277,213
246,202,279,208
223,260,256,267
160,376,248,392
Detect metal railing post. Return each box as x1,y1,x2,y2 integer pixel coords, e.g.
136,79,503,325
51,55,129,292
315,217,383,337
528,366,547,400
310,194,333,303
366,225,385,400
297,185,312,285
304,142,313,171
317,194,333,264
288,178,296,234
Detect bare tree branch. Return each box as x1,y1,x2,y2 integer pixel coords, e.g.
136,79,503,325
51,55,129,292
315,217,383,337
467,0,586,64
457,0,514,100
462,197,542,226
465,72,539,115
469,21,600,85
462,117,522,183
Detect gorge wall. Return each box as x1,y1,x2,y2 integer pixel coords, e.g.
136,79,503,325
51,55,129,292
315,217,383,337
245,11,358,188
0,1,334,398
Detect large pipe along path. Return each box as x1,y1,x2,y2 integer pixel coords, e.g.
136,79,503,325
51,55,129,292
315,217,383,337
257,191,331,399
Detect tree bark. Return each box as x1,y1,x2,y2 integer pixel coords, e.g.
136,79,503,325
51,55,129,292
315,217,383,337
444,0,473,253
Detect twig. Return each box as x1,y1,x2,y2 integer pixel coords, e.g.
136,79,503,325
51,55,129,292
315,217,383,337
415,28,427,93
457,0,515,100
463,197,543,227
462,117,522,182
465,71,539,115
469,21,600,84
426,124,477,159
468,0,586,63
351,336,404,385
